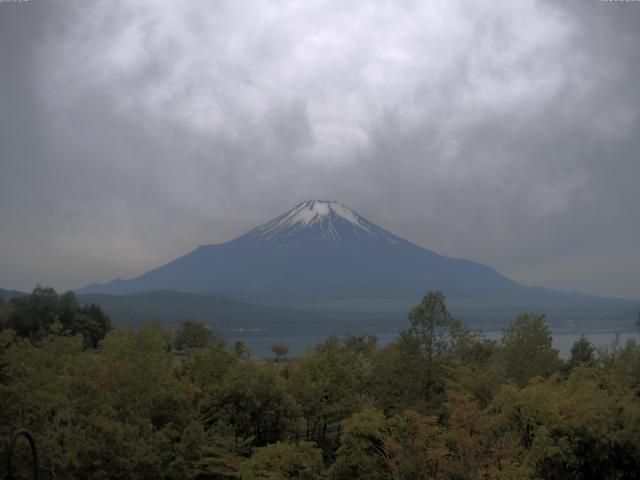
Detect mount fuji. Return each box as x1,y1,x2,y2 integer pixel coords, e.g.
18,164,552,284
78,200,520,299
77,200,636,326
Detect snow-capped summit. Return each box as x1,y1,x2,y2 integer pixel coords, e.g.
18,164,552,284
247,200,392,244
77,200,527,302
76,200,635,327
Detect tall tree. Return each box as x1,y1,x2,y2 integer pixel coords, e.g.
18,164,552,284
501,313,561,386
567,335,596,370
343,333,378,356
5,287,111,347
397,291,459,409
271,342,289,362
329,408,394,480
241,441,324,480
233,340,251,359
289,336,368,443
7,286,59,339
174,319,219,351
202,362,300,447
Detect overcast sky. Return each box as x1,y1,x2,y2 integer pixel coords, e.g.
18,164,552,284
1,0,639,299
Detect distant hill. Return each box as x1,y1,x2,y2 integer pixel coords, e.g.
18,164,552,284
0,288,27,303
75,290,638,334
76,290,402,334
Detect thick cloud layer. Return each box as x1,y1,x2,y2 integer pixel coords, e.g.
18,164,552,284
1,0,639,298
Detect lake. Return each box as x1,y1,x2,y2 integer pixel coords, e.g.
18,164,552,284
224,328,640,359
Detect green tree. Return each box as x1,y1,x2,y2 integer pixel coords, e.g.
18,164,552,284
447,328,503,408
79,302,112,347
405,291,458,362
271,342,289,362
5,287,111,348
202,362,300,447
174,319,219,351
567,335,596,370
369,341,423,414
0,322,248,479
163,421,242,479
450,324,496,365
386,410,449,480
329,408,393,480
601,338,640,391
444,391,494,479
289,336,368,443
501,313,561,386
343,333,378,356
180,344,236,392
240,441,324,480
490,369,640,479
0,300,11,331
394,291,459,410
6,285,60,339
233,340,251,359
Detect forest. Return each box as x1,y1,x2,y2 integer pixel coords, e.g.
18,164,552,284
1,288,640,479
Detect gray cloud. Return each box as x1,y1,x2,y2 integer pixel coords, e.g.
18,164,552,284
1,0,639,298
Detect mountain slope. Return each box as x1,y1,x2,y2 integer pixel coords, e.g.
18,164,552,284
77,200,529,302
77,200,637,327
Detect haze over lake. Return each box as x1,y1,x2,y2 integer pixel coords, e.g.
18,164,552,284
227,329,640,359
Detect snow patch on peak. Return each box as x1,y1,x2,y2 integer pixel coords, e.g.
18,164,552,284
289,200,331,226
291,200,370,233
330,203,362,227
252,200,374,242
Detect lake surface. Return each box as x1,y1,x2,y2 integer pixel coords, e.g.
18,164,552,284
223,328,640,359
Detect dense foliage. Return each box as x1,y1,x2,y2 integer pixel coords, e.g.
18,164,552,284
0,286,111,348
1,289,640,479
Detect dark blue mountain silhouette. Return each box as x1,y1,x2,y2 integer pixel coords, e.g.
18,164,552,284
77,200,629,316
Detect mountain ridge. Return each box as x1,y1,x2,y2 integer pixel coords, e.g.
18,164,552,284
77,200,524,301
75,200,638,327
